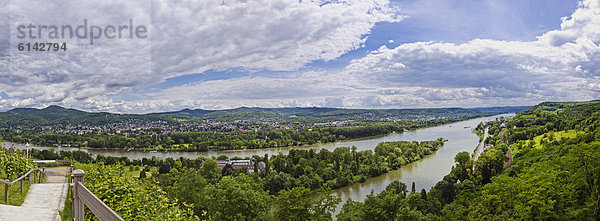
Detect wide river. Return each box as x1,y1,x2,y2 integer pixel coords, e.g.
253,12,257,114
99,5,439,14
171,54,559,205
2,113,513,216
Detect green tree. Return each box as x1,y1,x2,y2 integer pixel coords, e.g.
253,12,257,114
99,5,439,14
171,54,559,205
273,187,340,221
167,167,210,216
204,174,271,220
200,158,221,183
138,169,146,179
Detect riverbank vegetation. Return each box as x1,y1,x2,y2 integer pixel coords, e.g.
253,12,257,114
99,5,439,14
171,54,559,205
4,115,468,151
263,139,445,192
338,100,600,220
43,137,445,220
6,123,405,151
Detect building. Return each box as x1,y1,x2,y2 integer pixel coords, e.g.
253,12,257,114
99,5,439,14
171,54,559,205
217,158,266,173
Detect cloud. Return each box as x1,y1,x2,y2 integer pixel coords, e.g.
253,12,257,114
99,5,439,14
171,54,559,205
0,0,403,111
138,0,599,112
341,0,600,105
1,0,598,113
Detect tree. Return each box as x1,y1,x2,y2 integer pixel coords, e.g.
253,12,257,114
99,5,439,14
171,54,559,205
167,167,210,216
454,151,470,166
200,158,221,183
441,182,456,203
264,154,271,174
139,169,146,179
158,163,171,174
385,180,408,198
273,187,340,221
204,174,271,220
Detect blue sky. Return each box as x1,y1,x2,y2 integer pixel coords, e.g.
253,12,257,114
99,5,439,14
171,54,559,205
147,0,579,91
1,0,599,113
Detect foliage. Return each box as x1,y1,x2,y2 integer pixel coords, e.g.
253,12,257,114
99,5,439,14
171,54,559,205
338,101,600,220
203,174,272,220
73,162,197,220
273,187,340,221
337,180,436,221
265,139,445,192
441,101,600,220
0,139,33,180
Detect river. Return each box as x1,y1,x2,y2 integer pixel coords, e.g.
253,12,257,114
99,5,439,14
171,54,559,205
2,113,513,217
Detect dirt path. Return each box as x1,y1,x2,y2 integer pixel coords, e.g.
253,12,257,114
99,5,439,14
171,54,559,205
500,128,513,169
504,148,513,169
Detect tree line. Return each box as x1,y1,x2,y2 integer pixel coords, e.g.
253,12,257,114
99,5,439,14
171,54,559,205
3,117,474,151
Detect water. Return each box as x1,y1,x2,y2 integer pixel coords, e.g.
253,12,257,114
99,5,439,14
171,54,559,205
2,113,513,216
327,114,513,216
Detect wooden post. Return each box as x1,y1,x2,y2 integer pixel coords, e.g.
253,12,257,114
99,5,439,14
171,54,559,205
33,170,36,184
41,167,45,183
20,172,23,193
28,172,31,184
4,183,8,204
72,169,85,221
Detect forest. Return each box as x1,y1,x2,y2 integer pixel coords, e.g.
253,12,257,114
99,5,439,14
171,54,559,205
337,100,600,220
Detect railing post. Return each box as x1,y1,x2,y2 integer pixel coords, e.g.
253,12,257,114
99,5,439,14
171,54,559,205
72,169,85,221
4,183,8,204
33,169,36,184
20,172,23,193
41,167,45,183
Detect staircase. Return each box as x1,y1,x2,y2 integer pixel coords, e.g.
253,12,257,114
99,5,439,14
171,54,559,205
0,167,69,221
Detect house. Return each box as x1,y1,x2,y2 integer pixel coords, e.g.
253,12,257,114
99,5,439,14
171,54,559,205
217,158,266,173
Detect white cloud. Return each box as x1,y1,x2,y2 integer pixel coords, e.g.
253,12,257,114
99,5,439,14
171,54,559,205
1,0,599,113
340,0,600,106
0,0,403,111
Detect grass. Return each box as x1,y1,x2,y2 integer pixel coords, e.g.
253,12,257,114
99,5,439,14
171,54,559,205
172,143,191,149
0,178,32,206
124,166,156,178
60,175,72,221
531,130,582,149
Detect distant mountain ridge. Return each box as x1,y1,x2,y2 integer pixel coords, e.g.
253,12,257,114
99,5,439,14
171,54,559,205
0,105,531,127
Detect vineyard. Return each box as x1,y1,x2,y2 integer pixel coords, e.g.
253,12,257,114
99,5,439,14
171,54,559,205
0,141,33,181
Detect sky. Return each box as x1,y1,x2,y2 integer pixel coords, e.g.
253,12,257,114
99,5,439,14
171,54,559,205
0,0,598,113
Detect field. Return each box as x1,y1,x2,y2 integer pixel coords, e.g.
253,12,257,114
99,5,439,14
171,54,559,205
530,130,582,149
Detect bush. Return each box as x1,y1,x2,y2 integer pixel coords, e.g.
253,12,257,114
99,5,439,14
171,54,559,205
74,163,196,220
159,164,171,174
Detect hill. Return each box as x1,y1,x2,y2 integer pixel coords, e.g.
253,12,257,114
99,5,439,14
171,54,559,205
0,105,530,127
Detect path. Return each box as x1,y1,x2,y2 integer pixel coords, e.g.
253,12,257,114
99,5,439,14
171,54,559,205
500,128,513,169
0,167,70,221
474,127,489,162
